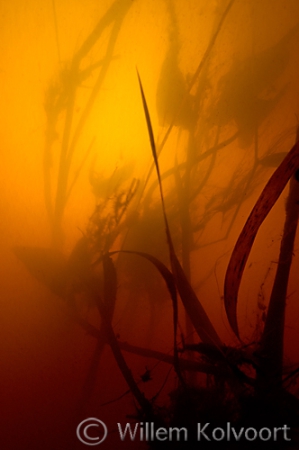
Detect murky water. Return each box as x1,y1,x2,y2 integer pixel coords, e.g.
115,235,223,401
1,1,299,448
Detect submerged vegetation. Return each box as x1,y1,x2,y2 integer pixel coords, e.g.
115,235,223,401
12,0,299,448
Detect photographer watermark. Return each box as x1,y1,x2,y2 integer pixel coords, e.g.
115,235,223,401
76,419,291,445
76,418,108,446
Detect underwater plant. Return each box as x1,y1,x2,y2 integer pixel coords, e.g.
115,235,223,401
133,71,299,447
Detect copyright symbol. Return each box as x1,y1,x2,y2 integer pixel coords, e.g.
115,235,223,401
76,418,108,446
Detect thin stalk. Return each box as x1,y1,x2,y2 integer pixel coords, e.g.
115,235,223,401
137,70,222,347
47,0,134,248
97,299,153,416
52,73,77,247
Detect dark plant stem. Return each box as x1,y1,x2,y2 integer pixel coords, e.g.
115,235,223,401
178,131,196,384
97,254,153,417
257,164,299,394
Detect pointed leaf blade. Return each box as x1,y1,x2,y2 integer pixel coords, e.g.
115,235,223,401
224,140,299,338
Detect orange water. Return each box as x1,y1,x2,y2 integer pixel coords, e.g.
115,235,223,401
1,1,299,448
